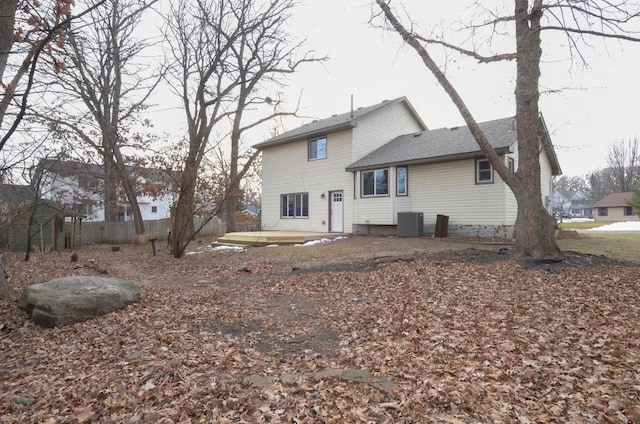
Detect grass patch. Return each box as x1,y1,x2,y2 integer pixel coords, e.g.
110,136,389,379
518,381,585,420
558,233,640,263
557,221,608,230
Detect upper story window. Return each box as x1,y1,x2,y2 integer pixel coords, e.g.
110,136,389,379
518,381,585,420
309,137,327,160
397,167,408,196
476,159,493,184
362,169,389,196
508,157,515,173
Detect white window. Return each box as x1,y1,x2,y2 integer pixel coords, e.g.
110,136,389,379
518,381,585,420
362,169,389,196
396,167,408,196
508,157,515,173
476,159,493,184
281,193,308,218
309,137,327,160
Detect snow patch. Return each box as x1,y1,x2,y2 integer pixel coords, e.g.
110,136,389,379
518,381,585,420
295,236,348,247
584,221,640,232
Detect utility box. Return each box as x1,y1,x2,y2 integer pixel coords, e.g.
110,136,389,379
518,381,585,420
397,212,424,237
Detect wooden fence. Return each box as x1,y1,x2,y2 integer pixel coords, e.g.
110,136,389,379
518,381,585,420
75,218,260,244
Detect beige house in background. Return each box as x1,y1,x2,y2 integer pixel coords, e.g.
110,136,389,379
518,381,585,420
253,97,561,238
593,192,639,222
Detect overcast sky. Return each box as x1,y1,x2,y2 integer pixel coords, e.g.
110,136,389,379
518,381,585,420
147,0,640,178
270,0,640,177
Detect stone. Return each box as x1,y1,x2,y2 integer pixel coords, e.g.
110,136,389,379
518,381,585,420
18,276,141,327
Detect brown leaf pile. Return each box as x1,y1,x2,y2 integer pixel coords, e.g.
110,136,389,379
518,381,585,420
1,239,639,423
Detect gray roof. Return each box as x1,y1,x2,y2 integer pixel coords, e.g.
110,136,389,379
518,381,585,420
346,116,518,171
0,184,34,202
253,97,427,150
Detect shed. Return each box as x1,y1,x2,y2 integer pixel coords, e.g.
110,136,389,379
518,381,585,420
5,199,84,252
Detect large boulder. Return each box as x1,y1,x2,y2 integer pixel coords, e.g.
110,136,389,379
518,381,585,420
18,276,141,327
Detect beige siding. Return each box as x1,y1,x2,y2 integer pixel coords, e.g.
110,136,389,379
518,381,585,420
261,129,354,232
352,102,423,161
594,207,640,222
539,145,554,213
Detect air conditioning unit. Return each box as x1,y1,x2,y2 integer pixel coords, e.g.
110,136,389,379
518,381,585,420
397,212,424,237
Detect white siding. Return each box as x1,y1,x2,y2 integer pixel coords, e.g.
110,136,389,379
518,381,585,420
353,158,516,226
352,102,423,161
261,129,355,232
539,145,554,213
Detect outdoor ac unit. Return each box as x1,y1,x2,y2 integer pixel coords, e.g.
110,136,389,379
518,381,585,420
397,212,424,237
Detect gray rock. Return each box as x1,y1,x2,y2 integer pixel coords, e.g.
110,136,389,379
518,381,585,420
18,276,141,327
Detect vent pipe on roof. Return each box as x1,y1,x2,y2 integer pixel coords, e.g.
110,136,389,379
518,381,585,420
350,94,354,118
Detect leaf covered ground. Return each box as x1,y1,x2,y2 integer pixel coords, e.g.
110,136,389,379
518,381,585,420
1,237,639,423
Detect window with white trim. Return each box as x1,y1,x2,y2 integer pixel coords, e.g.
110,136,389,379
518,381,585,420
396,167,408,196
281,193,308,218
309,137,327,160
476,159,493,184
508,157,515,173
362,169,389,196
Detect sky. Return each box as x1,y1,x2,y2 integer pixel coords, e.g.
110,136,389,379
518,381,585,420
147,0,640,178
268,0,640,177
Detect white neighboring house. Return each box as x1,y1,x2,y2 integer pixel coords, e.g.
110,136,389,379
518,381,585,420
253,97,562,238
35,160,178,222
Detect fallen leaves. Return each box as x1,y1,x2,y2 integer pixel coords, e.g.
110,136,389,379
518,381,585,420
1,240,639,422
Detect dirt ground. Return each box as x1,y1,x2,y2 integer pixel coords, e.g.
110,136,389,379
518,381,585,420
2,235,640,422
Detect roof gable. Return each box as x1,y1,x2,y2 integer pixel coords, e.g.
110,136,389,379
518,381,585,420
346,116,518,171
253,97,427,150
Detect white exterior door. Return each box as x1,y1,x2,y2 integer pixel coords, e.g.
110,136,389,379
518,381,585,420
330,191,343,232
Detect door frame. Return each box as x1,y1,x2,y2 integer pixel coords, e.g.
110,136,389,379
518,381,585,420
329,190,344,232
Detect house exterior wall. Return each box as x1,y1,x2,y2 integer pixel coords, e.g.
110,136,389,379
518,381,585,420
261,129,355,232
351,102,423,162
594,206,640,222
539,145,554,214
40,172,174,222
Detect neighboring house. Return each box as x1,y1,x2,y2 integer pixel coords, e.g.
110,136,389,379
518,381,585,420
592,192,638,222
34,160,178,222
553,189,593,218
0,184,83,251
253,97,562,238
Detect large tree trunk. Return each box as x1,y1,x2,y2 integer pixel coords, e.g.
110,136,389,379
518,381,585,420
0,1,16,82
511,0,560,258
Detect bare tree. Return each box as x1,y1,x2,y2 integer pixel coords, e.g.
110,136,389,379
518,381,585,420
165,0,322,258
606,139,639,193
34,0,163,236
1,0,107,151
374,0,640,259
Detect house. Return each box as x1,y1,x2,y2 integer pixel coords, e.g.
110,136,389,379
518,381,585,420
592,192,638,222
34,160,178,223
0,184,84,251
553,189,593,218
253,97,561,238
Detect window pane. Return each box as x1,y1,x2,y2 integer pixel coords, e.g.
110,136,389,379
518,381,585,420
397,167,407,195
375,169,388,195
309,137,326,160
362,171,374,196
477,160,492,182
302,193,309,217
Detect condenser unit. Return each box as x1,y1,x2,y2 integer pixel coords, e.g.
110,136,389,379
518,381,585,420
397,212,424,236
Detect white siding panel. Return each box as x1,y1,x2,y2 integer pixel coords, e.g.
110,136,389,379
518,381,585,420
261,129,355,232
539,147,554,213
352,102,423,161
407,159,513,226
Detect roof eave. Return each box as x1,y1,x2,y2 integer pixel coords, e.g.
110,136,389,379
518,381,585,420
346,146,513,172
252,121,357,150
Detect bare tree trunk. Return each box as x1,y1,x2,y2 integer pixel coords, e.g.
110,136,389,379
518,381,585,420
0,253,9,300
171,162,197,258
510,0,560,258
